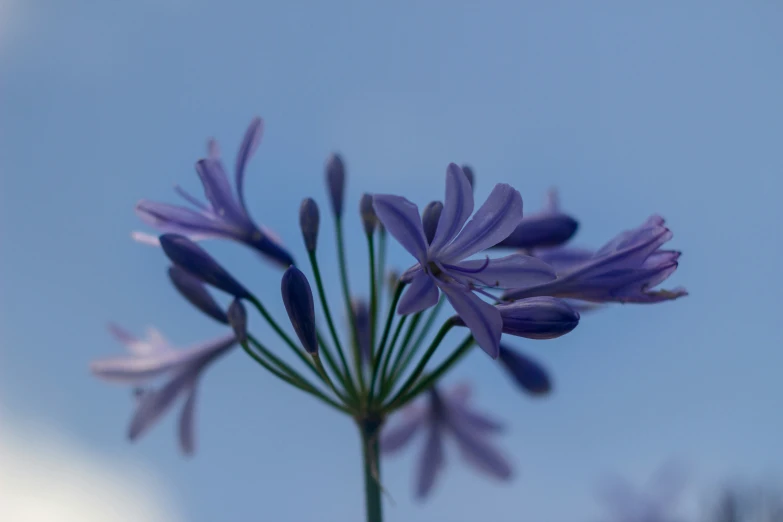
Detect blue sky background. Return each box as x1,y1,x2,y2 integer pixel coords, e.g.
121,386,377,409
1,1,781,521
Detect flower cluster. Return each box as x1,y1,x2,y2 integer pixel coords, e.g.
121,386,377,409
92,116,686,521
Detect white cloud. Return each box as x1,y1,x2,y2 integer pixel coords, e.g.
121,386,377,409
0,410,183,522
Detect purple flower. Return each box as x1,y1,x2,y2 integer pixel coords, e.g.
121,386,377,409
325,153,346,218
281,266,318,354
133,117,294,268
299,198,320,252
454,296,580,340
90,325,237,455
359,193,378,235
372,164,556,358
161,234,251,299
167,266,229,324
381,384,511,499
498,345,552,395
495,189,579,250
504,215,688,304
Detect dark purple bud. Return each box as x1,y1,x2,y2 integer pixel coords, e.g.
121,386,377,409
495,213,579,250
227,299,248,344
498,345,552,395
160,234,250,299
351,298,371,364
325,153,346,218
359,193,377,235
495,297,579,339
167,266,229,324
461,165,475,190
299,198,320,252
281,266,317,354
422,201,443,244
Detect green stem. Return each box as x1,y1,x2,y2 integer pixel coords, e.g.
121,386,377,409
307,250,357,398
316,331,352,400
336,218,366,395
390,334,474,411
312,352,347,403
358,417,384,522
381,311,423,394
377,314,408,395
383,320,455,409
376,227,387,312
389,297,445,385
240,338,351,415
368,283,405,402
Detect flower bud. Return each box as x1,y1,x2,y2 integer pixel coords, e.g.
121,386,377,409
495,297,579,339
299,198,320,252
167,266,228,324
498,345,552,395
421,201,444,245
281,266,318,354
325,153,346,218
227,299,248,344
160,234,250,299
359,193,377,235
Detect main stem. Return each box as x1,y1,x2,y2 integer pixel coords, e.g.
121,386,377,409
359,417,384,522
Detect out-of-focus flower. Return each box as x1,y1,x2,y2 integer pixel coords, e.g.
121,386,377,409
381,384,511,499
373,163,556,358
133,117,294,267
90,325,237,455
498,344,552,395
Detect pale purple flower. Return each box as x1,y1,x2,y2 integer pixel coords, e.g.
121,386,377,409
495,189,579,250
504,215,688,304
373,164,557,358
90,325,237,455
133,117,294,267
381,384,511,499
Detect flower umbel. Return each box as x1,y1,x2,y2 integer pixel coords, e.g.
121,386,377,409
373,163,557,358
90,325,237,455
134,117,294,267
381,384,511,499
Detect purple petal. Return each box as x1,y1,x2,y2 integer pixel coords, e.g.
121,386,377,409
107,323,138,346
429,164,474,255
195,158,249,226
449,254,556,289
495,212,578,250
450,404,505,433
135,200,235,238
227,299,248,345
325,154,346,218
421,201,444,245
498,345,552,395
380,408,426,454
128,367,196,443
90,351,190,385
372,195,428,264
299,198,320,252
439,183,523,262
168,266,229,324
174,185,209,211
235,117,263,212
178,384,198,456
535,247,595,274
352,299,372,364
438,282,502,359
207,138,220,158
416,425,445,499
449,422,512,480
398,272,439,315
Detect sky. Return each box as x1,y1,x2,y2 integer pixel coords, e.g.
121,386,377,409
1,1,781,521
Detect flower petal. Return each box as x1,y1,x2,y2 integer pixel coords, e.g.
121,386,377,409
449,253,556,289
450,422,512,480
429,164,474,255
495,212,578,250
168,266,229,324
107,323,138,347
235,117,263,212
438,282,502,358
178,383,198,456
534,247,595,274
380,408,426,454
372,195,428,263
90,351,190,385
450,404,504,433
195,158,248,226
440,183,523,262
128,367,195,443
416,425,445,499
397,272,440,315
495,297,579,340
135,200,235,238
498,345,552,395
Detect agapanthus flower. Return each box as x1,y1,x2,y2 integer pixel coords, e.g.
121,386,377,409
373,163,557,358
504,215,688,304
498,344,552,395
453,296,580,340
381,384,511,499
90,325,238,455
133,117,294,267
494,189,579,250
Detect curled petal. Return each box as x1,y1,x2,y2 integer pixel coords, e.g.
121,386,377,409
372,195,428,264
438,282,502,358
429,164,474,255
235,117,263,212
440,183,523,262
450,254,556,289
398,272,439,315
